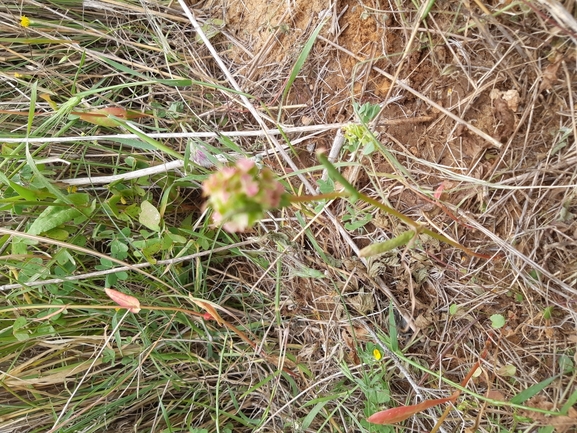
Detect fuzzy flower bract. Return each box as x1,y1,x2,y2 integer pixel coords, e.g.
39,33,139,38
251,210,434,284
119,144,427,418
202,159,287,232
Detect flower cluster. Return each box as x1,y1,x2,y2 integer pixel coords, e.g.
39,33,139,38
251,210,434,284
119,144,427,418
202,159,287,232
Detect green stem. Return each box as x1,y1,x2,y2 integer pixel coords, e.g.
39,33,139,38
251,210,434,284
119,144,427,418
289,191,344,203
306,153,493,260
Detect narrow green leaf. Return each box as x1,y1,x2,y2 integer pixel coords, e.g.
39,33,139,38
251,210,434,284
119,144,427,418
389,303,398,353
27,82,37,136
110,138,156,151
0,172,38,201
301,400,329,430
25,148,71,205
96,56,252,96
278,15,328,121
561,388,577,414
317,151,359,201
360,230,415,257
0,38,71,44
107,118,184,160
290,266,325,279
510,375,559,405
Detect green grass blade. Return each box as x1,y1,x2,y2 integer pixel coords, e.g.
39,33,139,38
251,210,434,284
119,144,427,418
300,399,329,430
561,388,577,414
27,81,37,136
108,118,184,160
317,151,359,201
510,375,559,405
389,303,399,353
277,14,328,122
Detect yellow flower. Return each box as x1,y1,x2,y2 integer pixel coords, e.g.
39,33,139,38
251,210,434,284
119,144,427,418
20,16,31,28
14,72,23,78
373,348,382,361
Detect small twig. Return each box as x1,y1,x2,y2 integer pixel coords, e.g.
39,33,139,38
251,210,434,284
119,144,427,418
0,239,259,291
319,127,346,189
0,123,348,144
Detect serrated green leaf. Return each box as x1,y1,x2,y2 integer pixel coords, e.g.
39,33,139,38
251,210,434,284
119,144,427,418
344,213,372,231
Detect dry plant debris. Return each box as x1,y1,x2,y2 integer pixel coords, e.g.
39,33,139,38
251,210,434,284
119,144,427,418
0,0,576,432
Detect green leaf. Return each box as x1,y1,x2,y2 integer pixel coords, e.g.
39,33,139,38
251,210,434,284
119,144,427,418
13,316,29,341
316,177,334,194
278,14,328,122
300,400,329,430
389,303,398,353
362,140,376,155
0,172,39,201
102,347,116,364
558,354,574,374
489,314,505,329
354,101,381,123
195,18,224,43
317,151,359,201
290,266,325,279
561,388,577,414
344,213,372,231
510,375,559,405
360,230,415,257
139,200,161,231
542,306,554,320
110,239,129,260
27,194,91,236
497,364,517,377
44,228,70,241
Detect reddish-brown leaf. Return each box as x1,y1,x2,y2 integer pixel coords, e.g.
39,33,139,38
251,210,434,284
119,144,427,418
189,297,224,325
367,396,456,425
104,288,141,313
78,107,129,127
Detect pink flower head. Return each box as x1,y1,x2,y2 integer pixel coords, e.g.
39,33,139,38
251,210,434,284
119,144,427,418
202,159,287,232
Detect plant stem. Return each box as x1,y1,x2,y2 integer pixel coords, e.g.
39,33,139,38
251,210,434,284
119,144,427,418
288,188,492,260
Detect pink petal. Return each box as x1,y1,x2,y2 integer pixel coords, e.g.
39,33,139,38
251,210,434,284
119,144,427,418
236,159,255,172
434,182,446,200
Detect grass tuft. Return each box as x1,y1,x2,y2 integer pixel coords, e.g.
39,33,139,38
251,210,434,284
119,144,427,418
1,1,576,432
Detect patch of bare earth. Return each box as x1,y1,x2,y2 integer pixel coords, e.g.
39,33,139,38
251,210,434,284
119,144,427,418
217,0,577,430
